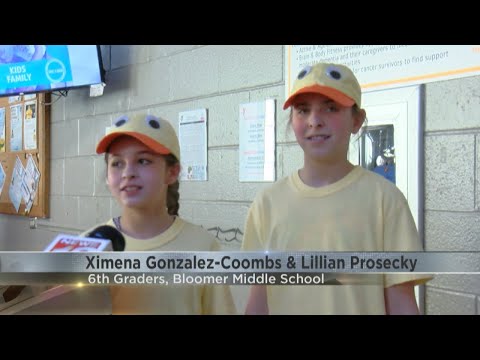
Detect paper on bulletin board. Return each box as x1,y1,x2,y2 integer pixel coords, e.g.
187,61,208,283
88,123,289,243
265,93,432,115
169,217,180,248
23,100,37,150
22,154,41,213
0,107,5,152
178,109,208,181
239,99,276,182
0,163,5,196
9,104,22,152
23,94,36,101
9,156,25,213
8,95,20,104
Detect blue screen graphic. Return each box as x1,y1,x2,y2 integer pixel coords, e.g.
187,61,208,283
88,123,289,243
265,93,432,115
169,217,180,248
0,45,102,96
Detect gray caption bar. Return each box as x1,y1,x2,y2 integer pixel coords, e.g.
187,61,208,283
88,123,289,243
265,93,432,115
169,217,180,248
0,251,479,273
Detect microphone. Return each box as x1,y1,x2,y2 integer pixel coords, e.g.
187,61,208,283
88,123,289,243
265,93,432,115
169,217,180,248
85,225,125,252
1,226,125,304
44,225,125,252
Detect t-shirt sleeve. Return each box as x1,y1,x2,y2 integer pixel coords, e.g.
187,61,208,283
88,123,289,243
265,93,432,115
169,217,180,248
241,197,265,251
383,189,433,288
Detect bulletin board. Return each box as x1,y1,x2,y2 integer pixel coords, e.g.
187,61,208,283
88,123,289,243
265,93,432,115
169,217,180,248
0,93,49,218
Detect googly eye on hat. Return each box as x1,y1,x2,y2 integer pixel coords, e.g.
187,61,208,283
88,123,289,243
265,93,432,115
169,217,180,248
283,62,362,110
297,65,313,80
325,65,343,80
96,113,180,161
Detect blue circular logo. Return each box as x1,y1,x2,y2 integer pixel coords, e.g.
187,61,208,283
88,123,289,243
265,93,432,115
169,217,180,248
45,59,66,83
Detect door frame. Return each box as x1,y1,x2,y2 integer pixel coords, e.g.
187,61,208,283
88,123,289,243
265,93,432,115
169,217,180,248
350,85,426,313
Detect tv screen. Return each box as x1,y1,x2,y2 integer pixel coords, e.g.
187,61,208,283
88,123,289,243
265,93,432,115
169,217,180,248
0,45,105,97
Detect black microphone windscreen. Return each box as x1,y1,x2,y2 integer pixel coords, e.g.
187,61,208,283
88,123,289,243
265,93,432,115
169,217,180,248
86,225,125,251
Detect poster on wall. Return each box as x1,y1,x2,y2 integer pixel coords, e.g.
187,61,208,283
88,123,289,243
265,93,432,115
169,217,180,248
285,45,480,96
239,99,276,182
178,109,208,181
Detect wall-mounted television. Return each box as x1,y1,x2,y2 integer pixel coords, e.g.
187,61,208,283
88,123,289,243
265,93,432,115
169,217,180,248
0,45,105,97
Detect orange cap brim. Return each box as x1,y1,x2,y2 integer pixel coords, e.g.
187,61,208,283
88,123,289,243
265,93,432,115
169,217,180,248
96,132,172,155
283,85,355,110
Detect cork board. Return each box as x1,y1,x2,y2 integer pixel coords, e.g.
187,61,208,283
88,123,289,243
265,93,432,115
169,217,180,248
0,93,49,217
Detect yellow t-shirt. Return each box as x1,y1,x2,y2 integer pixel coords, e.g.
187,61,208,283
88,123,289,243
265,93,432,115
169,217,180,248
83,217,237,315
242,166,432,315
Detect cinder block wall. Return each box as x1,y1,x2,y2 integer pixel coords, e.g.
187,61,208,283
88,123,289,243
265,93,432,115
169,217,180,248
423,76,480,315
0,45,479,314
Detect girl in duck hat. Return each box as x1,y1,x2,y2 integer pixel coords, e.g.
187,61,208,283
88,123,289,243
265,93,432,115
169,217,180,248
85,113,236,315
242,63,432,315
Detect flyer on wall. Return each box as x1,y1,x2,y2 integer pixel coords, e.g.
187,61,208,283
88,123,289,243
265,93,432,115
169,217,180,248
178,108,208,181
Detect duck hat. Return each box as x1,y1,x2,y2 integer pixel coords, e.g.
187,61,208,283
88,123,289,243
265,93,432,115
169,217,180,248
283,62,362,110
96,113,180,161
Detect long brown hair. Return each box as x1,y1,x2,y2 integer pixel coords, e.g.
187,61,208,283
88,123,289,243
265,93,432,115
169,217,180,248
163,154,180,216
